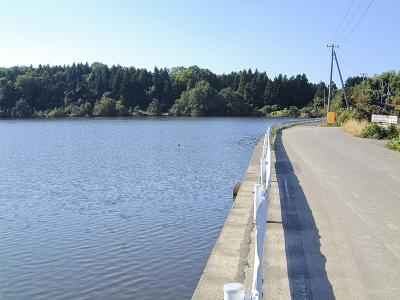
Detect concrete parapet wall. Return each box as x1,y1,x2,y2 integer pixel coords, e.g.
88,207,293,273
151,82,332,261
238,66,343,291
192,139,263,300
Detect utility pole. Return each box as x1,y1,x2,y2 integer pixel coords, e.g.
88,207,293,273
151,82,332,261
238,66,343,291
333,50,350,109
360,73,367,97
327,44,339,112
323,87,326,111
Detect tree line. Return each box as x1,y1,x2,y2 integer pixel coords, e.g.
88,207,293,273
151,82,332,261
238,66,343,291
332,71,400,120
0,62,336,118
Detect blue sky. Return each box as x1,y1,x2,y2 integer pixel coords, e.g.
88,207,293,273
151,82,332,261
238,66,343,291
0,0,399,83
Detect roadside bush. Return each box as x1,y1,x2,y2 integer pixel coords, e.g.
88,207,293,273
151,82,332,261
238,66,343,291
394,105,400,117
386,124,400,139
387,137,400,151
336,109,353,125
361,123,386,139
361,123,399,139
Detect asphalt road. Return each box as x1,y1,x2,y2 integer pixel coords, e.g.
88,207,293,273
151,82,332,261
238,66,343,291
264,125,400,300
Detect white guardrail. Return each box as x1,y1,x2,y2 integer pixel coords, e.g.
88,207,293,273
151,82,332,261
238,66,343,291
224,126,272,300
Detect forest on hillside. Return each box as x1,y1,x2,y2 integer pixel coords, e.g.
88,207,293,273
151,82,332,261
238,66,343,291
0,63,399,118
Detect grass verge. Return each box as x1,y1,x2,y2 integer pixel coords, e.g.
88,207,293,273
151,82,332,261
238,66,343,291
342,119,400,152
342,119,368,137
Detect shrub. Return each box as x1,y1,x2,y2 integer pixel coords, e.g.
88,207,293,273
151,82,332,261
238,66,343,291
94,94,117,116
361,123,386,139
130,106,144,116
267,106,299,118
259,104,279,115
34,110,46,118
69,102,93,117
46,107,66,117
386,124,400,139
336,109,352,125
116,100,129,116
342,119,368,137
361,123,399,139
394,105,400,117
147,99,162,116
387,137,400,151
299,106,325,118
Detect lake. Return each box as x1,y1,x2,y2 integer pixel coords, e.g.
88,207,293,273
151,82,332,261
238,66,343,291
0,118,294,300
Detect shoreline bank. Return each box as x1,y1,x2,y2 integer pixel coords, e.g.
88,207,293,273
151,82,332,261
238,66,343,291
192,138,264,299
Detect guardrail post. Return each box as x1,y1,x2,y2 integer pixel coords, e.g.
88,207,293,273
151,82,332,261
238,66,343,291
224,283,245,300
260,158,266,183
254,184,263,223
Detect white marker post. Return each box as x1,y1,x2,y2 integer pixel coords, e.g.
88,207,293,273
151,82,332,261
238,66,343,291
224,283,245,300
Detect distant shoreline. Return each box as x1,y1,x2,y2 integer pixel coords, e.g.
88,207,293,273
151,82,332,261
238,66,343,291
0,115,311,121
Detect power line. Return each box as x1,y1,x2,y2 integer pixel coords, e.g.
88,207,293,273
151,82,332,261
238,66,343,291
336,47,352,61
331,0,356,42
337,48,376,73
336,0,367,41
338,58,372,73
341,0,376,45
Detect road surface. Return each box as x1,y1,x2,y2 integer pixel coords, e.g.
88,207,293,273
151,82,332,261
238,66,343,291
264,125,400,300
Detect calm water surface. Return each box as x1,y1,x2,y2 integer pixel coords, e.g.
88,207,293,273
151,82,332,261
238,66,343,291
0,118,294,300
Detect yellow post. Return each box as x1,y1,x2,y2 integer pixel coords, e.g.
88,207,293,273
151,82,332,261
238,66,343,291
327,112,336,125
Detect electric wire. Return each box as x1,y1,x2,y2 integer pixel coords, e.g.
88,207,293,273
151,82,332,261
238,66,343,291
340,0,376,45
331,0,356,42
336,0,366,42
337,48,375,73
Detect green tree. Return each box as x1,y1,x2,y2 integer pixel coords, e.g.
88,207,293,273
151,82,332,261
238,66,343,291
219,87,249,116
170,81,223,116
12,99,31,118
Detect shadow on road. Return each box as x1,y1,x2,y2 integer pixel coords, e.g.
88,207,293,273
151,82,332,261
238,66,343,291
274,131,335,300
